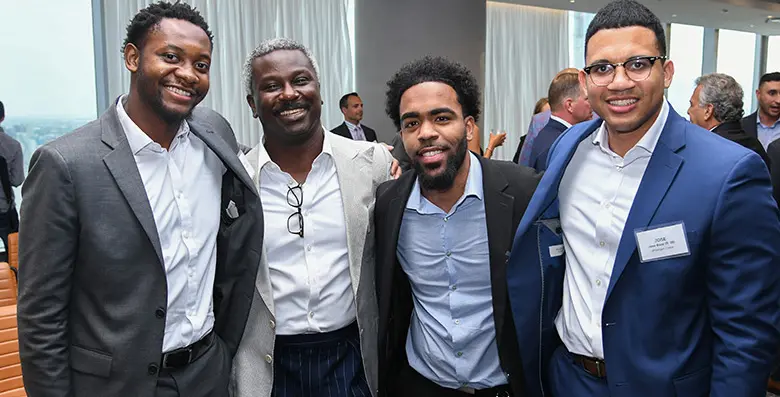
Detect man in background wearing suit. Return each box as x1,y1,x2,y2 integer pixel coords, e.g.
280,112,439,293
529,70,593,171
233,38,397,397
17,3,263,397
742,72,780,149
507,1,780,396
687,73,769,165
0,100,24,256
376,56,540,397
331,92,378,142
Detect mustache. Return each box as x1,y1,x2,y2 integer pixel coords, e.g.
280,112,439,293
274,101,309,115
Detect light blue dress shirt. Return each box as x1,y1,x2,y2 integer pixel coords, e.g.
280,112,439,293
397,152,506,389
757,116,780,150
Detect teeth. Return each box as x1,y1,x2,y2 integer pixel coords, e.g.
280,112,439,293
166,86,192,97
280,108,305,117
422,150,443,157
609,99,637,106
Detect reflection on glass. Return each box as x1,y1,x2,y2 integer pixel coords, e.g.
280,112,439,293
717,29,757,113
667,24,704,119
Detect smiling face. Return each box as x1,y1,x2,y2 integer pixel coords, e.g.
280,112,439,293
246,49,322,145
342,95,364,124
124,18,212,124
581,26,673,135
399,81,473,191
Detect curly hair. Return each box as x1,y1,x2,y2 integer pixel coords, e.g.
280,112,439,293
695,73,745,123
385,56,481,130
122,1,213,53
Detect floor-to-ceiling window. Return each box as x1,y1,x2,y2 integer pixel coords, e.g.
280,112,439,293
717,29,758,113
667,24,704,117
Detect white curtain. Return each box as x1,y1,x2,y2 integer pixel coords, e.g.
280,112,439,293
484,2,569,161
102,0,354,146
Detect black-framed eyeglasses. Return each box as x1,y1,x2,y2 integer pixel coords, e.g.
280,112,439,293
583,56,667,87
287,184,304,238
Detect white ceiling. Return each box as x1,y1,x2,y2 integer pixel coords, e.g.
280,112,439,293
501,0,780,36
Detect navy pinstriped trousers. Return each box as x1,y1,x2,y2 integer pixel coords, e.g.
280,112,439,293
272,322,371,397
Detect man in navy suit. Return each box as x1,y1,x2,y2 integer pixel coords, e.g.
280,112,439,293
529,70,592,171
506,1,780,396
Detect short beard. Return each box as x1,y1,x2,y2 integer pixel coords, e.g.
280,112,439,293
413,133,468,191
137,64,197,125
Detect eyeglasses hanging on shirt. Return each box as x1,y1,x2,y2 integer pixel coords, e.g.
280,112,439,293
287,184,304,238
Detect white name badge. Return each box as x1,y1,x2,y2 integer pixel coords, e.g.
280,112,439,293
634,222,690,263
549,244,565,258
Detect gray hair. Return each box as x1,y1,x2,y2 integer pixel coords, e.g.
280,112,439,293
243,38,321,96
694,73,745,123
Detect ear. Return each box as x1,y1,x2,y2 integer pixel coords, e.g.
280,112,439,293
564,98,575,114
662,59,675,89
124,43,140,73
579,69,589,92
246,94,258,118
704,104,715,121
465,116,476,141
757,88,761,100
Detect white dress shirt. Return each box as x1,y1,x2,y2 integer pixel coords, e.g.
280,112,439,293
116,97,225,353
255,132,355,335
344,120,367,141
555,101,669,359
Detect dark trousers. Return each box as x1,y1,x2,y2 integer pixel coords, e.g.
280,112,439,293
396,364,513,397
272,322,370,397
0,211,11,263
154,335,230,397
548,345,610,397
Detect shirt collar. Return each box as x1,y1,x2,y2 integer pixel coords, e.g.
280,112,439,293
115,95,190,154
757,115,780,129
592,99,669,155
256,126,333,171
406,151,484,213
549,115,572,129
344,120,361,130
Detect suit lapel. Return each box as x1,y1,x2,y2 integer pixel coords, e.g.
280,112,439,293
332,140,374,295
100,104,164,265
479,157,513,342
606,112,687,301
189,122,256,193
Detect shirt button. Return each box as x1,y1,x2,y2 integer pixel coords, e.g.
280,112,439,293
454,319,460,325
446,251,452,257
456,352,463,357
307,245,312,252
309,311,314,318
265,354,273,363
451,285,457,291
599,241,605,247
596,279,602,286
444,217,449,222
604,203,611,209
269,320,276,329
155,307,165,319
147,363,159,375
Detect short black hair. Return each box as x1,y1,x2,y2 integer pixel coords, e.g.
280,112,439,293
122,1,213,53
585,0,666,60
339,92,359,109
385,56,481,130
0,101,4,120
759,72,780,88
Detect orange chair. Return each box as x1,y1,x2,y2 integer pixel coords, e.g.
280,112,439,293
5,234,16,273
0,304,24,396
0,265,15,307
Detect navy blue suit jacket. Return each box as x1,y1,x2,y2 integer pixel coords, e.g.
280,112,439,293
529,118,568,172
506,105,780,397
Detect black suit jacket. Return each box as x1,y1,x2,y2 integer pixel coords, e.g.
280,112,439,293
741,111,759,138
529,119,568,172
713,120,769,166
375,156,541,397
331,122,378,142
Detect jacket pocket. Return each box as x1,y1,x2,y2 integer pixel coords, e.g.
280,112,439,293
70,345,112,378
672,366,710,396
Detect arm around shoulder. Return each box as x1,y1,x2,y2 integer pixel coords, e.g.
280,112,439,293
707,152,780,396
18,145,79,395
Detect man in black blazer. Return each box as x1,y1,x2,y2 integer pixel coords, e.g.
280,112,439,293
375,56,540,397
741,72,780,149
688,73,769,166
528,70,592,172
331,92,378,142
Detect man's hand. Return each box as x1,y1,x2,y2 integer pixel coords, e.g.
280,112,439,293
380,143,402,179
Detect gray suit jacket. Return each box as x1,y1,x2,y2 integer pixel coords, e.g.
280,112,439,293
231,131,392,397
17,102,264,397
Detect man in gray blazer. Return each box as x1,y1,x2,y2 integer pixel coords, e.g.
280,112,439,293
231,38,394,397
17,3,262,397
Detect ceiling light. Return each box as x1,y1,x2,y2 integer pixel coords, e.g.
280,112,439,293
570,0,576,3
750,24,755,28
671,14,677,17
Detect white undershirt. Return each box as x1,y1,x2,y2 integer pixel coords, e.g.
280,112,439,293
116,96,225,353
555,101,669,359
255,132,355,335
